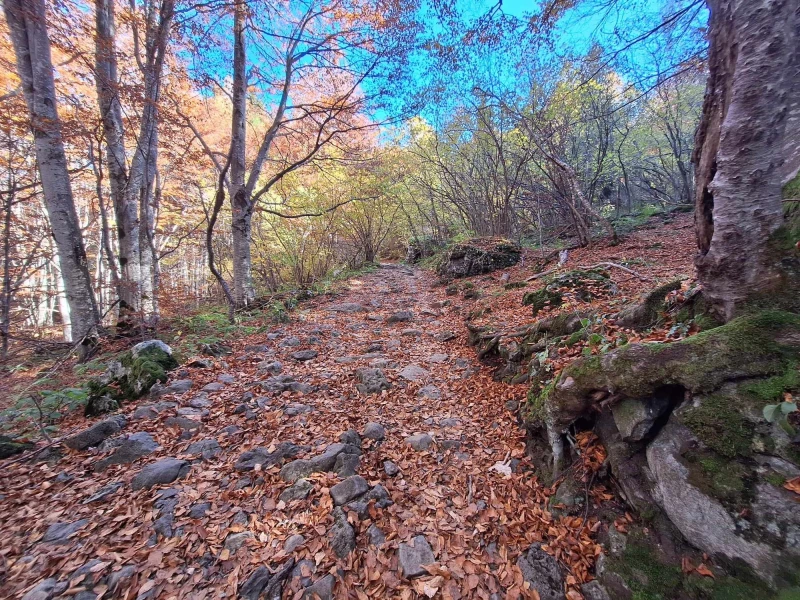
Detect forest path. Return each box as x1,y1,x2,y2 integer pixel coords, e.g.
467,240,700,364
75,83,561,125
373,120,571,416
1,265,594,600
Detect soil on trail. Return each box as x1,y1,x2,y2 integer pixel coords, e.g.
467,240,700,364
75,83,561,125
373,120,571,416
0,216,695,599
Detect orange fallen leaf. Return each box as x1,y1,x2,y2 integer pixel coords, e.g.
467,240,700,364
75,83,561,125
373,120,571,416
696,564,714,578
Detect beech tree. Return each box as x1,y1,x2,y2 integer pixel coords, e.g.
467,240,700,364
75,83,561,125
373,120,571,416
693,0,800,321
3,0,100,344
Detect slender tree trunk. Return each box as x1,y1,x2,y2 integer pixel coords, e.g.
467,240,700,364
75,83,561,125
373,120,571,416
694,0,799,321
229,0,255,306
94,0,138,322
4,0,100,343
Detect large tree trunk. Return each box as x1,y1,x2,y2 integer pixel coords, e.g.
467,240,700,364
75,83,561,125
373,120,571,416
94,0,138,321
694,0,799,322
229,0,255,306
4,0,100,343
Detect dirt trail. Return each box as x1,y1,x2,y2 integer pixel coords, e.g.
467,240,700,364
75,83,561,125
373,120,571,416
1,265,597,600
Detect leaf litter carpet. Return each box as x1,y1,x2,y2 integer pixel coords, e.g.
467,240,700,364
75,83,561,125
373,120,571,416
1,263,628,600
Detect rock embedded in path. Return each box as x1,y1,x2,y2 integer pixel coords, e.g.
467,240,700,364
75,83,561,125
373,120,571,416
398,364,428,382
94,432,158,471
516,544,565,600
303,574,335,600
581,581,612,600
257,360,283,375
405,434,434,451
21,578,63,600
329,507,356,558
131,458,190,490
41,519,89,544
330,475,369,505
355,367,391,395
367,524,386,547
333,453,361,478
202,382,224,392
338,430,362,448
280,479,313,503
291,349,318,362
384,460,400,476
386,310,413,323
235,442,307,472
82,481,123,504
280,336,302,348
435,331,457,342
185,438,222,460
398,535,436,578
418,385,441,400
64,416,126,451
328,302,368,313
363,422,385,441
400,329,422,337
426,353,449,363
284,533,305,553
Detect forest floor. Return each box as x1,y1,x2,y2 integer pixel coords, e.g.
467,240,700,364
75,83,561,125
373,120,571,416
0,213,697,600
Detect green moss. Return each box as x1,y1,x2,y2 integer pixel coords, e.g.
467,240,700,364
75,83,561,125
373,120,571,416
783,175,800,200
566,328,587,347
504,281,527,290
522,288,563,316
607,542,683,600
765,471,787,487
525,380,554,425
682,394,754,458
741,365,800,404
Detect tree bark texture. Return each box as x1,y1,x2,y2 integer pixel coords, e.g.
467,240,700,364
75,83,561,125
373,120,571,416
694,0,799,321
4,0,100,341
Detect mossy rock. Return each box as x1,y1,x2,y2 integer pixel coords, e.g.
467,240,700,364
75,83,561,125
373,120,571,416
616,279,683,330
522,288,563,316
505,281,528,290
437,238,521,278
86,340,178,416
0,435,34,459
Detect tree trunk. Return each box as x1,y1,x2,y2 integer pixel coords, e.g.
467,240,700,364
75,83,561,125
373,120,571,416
94,0,137,320
4,0,100,342
694,0,799,321
229,0,255,306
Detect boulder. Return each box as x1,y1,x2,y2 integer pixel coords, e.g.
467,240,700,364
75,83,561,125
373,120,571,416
330,475,369,505
437,238,521,278
386,311,413,323
398,364,428,382
94,431,157,471
398,535,435,578
516,544,564,600
64,416,127,450
329,507,356,558
355,368,391,395
131,458,190,490
362,422,386,441
611,395,672,443
405,434,434,451
0,436,34,459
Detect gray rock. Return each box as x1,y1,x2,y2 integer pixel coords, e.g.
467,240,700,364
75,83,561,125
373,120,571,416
285,402,313,415
224,531,252,555
280,479,313,503
202,382,224,392
405,433,434,451
280,336,302,348
303,574,335,600
338,429,361,447
647,420,782,582
188,358,213,368
189,502,211,519
334,453,361,478
82,481,123,504
279,443,359,482
164,416,202,433
235,442,306,472
612,396,671,442
398,535,435,578
279,459,316,483
106,565,136,594
386,311,413,323
384,460,400,476
435,331,456,342
284,534,305,553
363,422,385,440
367,524,386,547
426,353,449,363
239,566,272,600
330,475,369,505
176,406,207,418
64,416,126,450
133,339,172,357
94,431,158,471
131,458,190,490
505,400,519,412
218,374,236,384
164,379,193,394
42,519,89,544
189,394,212,408
355,367,391,395
398,365,428,382
291,349,318,362
417,385,441,400
366,484,393,508
21,578,63,600
186,439,222,460
581,581,612,600
328,303,367,313
440,439,461,451
400,329,422,337
517,544,564,600
132,405,159,420
291,559,317,587
258,361,283,375
329,507,356,558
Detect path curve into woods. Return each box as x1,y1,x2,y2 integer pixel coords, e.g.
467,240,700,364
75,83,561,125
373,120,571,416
1,265,600,599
